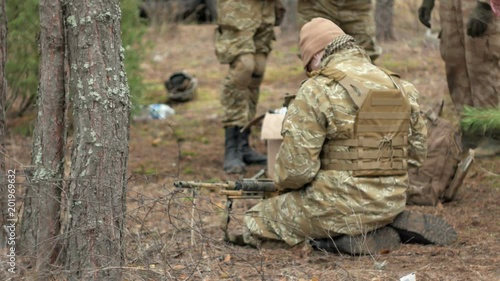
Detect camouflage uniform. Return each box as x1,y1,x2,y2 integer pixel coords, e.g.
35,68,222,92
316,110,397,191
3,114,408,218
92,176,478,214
439,0,500,112
297,0,381,61
244,43,427,246
215,0,276,127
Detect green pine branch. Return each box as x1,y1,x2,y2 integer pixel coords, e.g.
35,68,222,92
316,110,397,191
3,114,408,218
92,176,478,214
461,106,500,135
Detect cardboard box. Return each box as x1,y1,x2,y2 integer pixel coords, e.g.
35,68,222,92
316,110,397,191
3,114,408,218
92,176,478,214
260,113,285,179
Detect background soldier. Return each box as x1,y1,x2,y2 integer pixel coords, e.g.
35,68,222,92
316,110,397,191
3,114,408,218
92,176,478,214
297,0,382,61
418,0,500,157
214,0,284,173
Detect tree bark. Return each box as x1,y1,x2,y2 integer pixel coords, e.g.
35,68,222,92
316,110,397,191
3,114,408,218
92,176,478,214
0,0,7,250
375,0,396,41
20,0,66,273
64,0,130,280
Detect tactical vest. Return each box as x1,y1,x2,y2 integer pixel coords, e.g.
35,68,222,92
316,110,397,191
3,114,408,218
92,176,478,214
319,67,412,177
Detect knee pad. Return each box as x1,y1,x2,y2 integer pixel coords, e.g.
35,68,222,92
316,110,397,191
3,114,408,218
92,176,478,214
231,53,255,88
249,53,267,91
253,53,267,78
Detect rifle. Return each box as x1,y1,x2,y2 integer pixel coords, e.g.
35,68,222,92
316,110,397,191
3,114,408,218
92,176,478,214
174,179,276,199
174,169,276,243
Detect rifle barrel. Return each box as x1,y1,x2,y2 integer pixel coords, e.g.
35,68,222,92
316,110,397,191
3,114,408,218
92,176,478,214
174,179,276,192
174,181,235,190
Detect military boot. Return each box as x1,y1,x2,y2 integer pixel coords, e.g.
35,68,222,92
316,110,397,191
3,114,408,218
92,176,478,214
389,210,457,245
239,128,267,165
310,227,401,255
473,136,500,158
223,126,245,174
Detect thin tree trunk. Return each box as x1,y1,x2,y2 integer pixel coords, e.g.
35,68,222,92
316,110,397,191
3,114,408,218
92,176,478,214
20,0,66,274
64,0,130,279
0,0,7,250
281,0,298,34
375,0,396,41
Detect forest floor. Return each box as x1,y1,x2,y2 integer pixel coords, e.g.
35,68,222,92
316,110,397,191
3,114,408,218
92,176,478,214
4,3,500,281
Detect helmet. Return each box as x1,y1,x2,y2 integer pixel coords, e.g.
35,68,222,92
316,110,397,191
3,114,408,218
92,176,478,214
164,71,198,102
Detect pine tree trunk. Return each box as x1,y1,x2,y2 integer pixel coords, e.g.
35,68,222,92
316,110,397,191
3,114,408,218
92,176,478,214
375,0,396,41
0,0,7,250
281,0,298,34
64,0,130,279
19,0,66,273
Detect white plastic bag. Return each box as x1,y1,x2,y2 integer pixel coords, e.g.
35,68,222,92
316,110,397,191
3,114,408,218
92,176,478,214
400,272,416,281
148,104,175,119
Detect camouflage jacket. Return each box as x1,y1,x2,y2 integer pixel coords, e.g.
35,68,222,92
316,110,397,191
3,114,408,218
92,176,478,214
261,46,427,245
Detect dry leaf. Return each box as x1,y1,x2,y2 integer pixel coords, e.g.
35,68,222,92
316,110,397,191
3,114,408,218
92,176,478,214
173,264,186,270
223,254,232,262
152,138,161,146
374,260,387,270
436,201,444,213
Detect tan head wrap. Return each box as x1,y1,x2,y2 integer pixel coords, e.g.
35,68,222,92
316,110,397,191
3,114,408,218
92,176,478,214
299,17,345,68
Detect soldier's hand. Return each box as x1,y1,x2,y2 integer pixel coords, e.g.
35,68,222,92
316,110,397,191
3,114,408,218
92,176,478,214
418,0,435,28
467,1,493,38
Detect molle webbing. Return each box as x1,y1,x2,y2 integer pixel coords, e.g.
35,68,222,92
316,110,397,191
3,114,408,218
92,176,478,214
321,135,409,173
319,68,411,176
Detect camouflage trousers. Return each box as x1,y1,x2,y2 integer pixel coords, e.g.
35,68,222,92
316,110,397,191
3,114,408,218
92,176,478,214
243,191,345,246
439,0,500,113
297,0,381,61
243,183,404,246
215,0,275,127
220,53,267,127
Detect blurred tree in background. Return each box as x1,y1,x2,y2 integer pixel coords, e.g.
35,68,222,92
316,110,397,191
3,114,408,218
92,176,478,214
5,0,146,117
120,0,148,114
376,0,396,41
6,0,39,117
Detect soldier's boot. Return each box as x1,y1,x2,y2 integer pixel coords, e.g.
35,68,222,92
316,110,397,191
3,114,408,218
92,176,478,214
310,227,401,255
389,210,457,246
223,126,245,174
473,136,500,158
239,128,267,165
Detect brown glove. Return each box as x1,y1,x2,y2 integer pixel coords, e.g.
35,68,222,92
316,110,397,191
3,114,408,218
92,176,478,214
418,0,435,28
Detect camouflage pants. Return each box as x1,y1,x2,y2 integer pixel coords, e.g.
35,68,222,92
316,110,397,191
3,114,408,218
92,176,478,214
244,191,345,246
297,0,381,61
439,0,500,113
215,0,276,127
220,53,268,127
